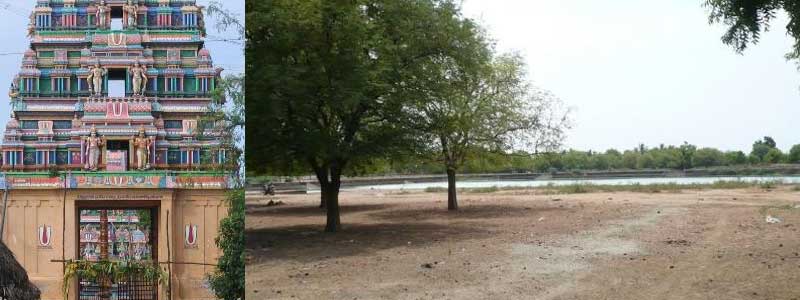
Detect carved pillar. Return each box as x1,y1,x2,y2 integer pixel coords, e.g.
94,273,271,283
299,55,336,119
100,143,106,168
129,138,135,168
80,138,85,166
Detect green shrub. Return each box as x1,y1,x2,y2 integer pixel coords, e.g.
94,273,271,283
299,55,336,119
208,189,245,300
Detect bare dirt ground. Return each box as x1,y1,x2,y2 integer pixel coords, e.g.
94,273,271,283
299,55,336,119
246,187,800,300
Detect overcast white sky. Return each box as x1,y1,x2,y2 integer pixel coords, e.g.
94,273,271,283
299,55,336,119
462,0,800,153
0,0,244,121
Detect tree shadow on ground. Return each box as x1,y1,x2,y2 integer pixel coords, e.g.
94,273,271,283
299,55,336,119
247,203,394,217
246,221,493,265
367,203,565,222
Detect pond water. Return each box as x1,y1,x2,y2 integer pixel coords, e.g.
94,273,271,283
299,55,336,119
341,176,800,191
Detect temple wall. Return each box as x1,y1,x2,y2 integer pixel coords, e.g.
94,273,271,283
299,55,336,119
0,188,229,300
0,190,64,299
172,190,227,300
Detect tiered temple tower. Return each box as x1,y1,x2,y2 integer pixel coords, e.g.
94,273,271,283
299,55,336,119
0,1,232,300
4,0,226,172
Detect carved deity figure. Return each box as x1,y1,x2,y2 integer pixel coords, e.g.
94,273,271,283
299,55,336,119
197,7,205,35
85,126,106,171
96,2,109,29
124,0,138,28
133,127,152,170
86,63,107,96
27,12,35,37
8,81,19,99
130,61,147,96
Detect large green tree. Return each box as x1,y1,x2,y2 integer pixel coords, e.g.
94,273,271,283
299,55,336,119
751,136,778,162
723,150,748,165
764,148,785,163
789,144,800,162
247,0,484,231
693,147,724,167
678,142,697,169
401,33,570,210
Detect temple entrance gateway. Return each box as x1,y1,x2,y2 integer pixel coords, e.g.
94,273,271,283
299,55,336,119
77,204,158,300
2,1,229,299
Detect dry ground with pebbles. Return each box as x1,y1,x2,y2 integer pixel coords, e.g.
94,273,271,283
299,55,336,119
246,186,800,300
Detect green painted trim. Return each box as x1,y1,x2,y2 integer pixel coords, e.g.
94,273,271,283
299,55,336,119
125,68,130,93
180,50,196,58
35,32,85,37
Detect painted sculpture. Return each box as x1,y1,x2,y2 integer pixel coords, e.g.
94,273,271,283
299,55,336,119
8,81,19,99
85,126,105,171
87,63,107,96
133,126,152,170
130,61,147,96
96,2,108,29
124,0,137,28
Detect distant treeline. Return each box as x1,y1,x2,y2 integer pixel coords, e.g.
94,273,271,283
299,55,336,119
358,137,800,175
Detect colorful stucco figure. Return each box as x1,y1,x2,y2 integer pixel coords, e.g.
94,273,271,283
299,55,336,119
84,125,105,171
133,126,153,170
86,63,107,96
130,61,148,96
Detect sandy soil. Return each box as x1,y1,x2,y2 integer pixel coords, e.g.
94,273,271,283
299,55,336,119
246,187,800,300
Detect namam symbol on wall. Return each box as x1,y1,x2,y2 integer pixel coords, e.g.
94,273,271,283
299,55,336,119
38,225,52,248
184,224,198,248
106,101,130,119
108,32,127,47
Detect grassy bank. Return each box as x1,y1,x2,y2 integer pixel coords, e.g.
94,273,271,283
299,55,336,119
422,180,795,195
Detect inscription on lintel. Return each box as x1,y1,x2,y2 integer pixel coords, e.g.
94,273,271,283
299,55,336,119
76,194,165,201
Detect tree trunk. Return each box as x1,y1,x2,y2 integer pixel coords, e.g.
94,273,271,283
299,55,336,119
314,165,329,209
318,187,327,209
447,168,458,211
325,166,342,232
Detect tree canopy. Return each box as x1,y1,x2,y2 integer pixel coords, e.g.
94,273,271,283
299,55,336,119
398,21,571,210
705,0,800,60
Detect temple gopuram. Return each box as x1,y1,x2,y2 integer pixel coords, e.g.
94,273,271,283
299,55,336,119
0,1,232,300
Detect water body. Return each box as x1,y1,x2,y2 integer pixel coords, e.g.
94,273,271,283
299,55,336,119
342,176,800,191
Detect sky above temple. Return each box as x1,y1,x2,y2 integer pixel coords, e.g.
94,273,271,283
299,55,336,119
0,0,245,125
461,0,800,153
